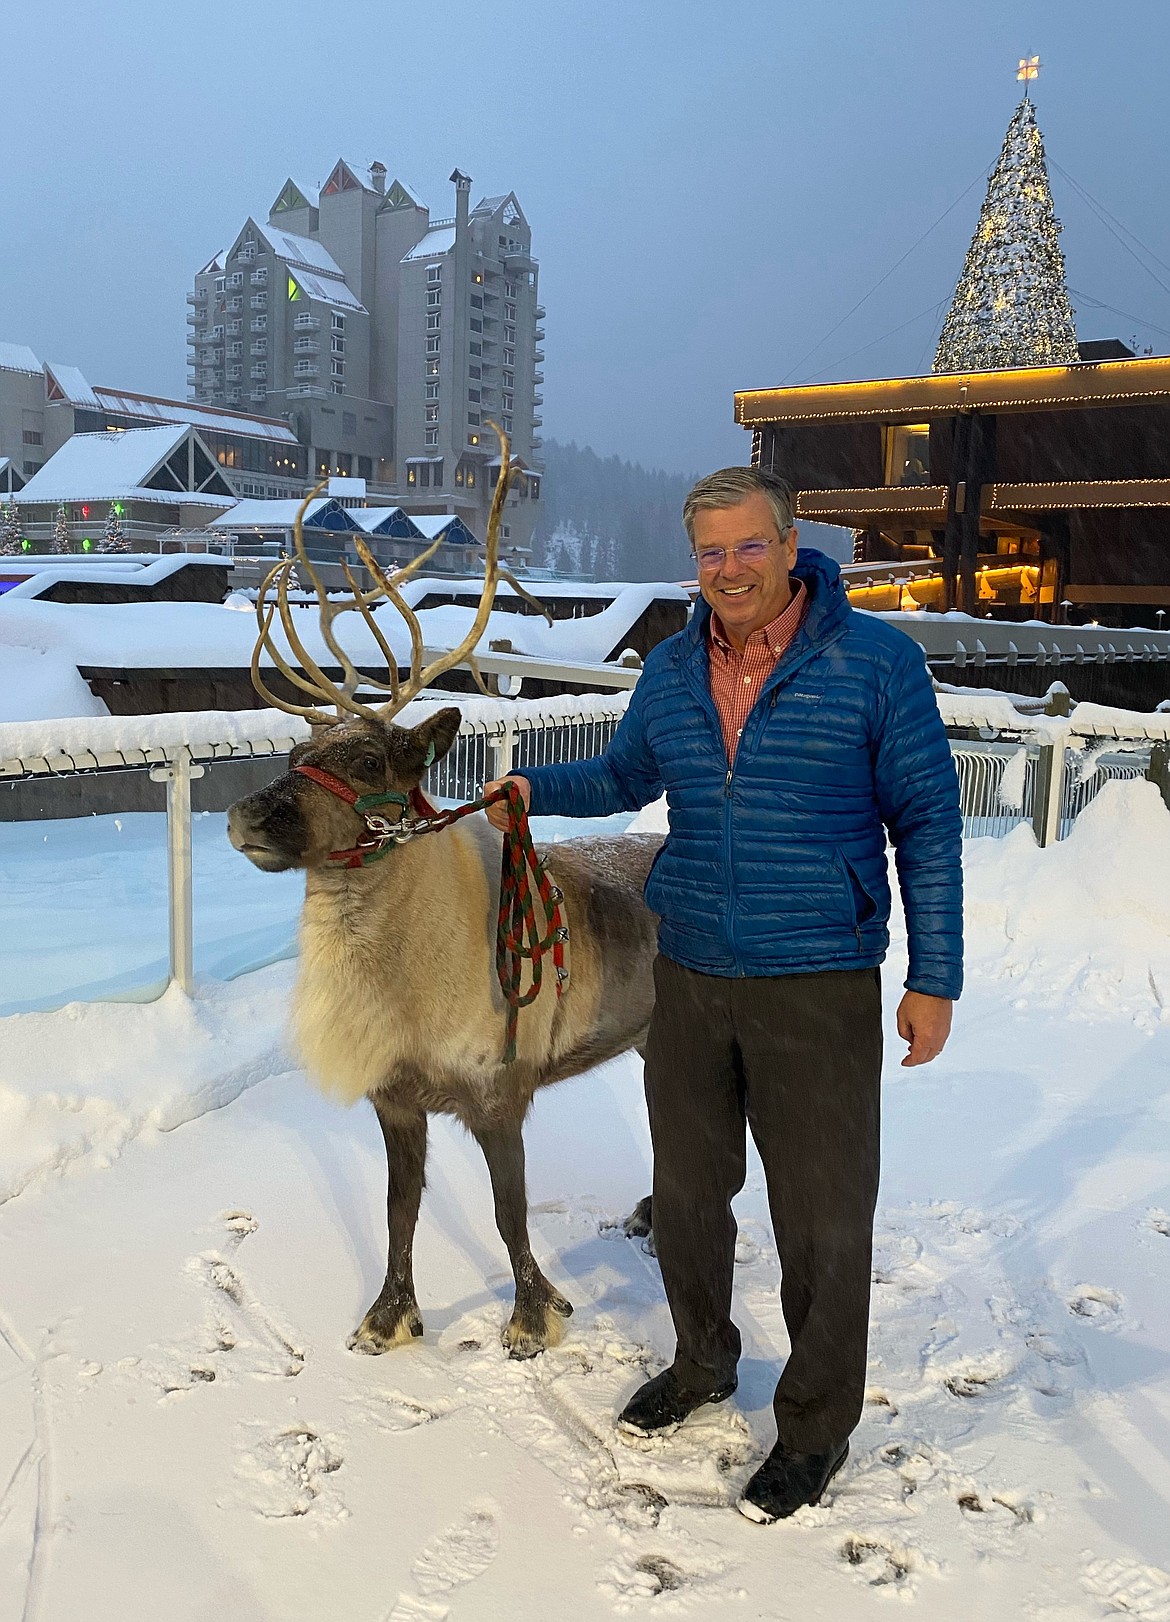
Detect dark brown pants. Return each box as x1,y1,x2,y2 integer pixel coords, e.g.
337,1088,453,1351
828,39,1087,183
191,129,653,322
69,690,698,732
643,954,883,1455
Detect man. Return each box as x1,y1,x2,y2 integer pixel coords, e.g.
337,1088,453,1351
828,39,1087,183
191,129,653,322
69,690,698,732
485,467,962,1523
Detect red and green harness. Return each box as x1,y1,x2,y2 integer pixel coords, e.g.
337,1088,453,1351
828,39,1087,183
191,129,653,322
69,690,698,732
293,762,569,1063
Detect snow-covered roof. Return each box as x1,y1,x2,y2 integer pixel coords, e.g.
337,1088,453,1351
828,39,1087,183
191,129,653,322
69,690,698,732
410,514,461,540
265,228,345,278
44,363,101,409
402,226,456,263
93,388,298,445
385,177,426,208
293,269,365,312
207,497,333,529
0,341,42,375
17,427,233,508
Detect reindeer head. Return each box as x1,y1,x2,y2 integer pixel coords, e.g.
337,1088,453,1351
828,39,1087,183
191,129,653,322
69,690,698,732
228,421,539,874
228,709,462,871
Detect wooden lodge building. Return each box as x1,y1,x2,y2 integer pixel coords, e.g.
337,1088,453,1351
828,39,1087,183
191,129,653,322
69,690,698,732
736,350,1170,632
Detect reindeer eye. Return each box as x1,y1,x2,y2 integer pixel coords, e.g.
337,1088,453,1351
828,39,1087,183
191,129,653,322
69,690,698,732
360,754,381,775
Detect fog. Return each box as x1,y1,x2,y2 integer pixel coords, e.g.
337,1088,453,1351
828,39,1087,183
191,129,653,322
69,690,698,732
3,0,1166,474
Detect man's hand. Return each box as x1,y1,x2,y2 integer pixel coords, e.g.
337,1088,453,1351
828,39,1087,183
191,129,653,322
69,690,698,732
896,992,953,1067
483,774,531,831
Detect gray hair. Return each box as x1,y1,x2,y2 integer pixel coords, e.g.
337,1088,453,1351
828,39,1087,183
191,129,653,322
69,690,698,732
682,466,796,547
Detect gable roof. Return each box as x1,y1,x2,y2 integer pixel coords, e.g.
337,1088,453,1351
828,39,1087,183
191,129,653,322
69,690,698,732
379,177,427,213
320,159,368,197
402,225,456,263
255,224,367,313
18,426,235,507
271,177,314,215
92,387,298,445
44,362,102,409
207,496,361,531
0,341,42,375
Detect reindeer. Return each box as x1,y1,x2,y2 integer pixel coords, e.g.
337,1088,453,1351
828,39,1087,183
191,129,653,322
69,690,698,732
228,435,659,1359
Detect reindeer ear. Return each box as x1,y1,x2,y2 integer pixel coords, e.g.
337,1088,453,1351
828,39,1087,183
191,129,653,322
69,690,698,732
405,706,462,776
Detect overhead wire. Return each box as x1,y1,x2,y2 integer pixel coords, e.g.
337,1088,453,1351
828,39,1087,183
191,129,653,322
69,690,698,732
1067,285,1170,343
1051,158,1170,301
791,295,951,385
778,166,989,385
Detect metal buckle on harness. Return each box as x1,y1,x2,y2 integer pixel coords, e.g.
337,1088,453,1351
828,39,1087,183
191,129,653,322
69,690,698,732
363,813,400,840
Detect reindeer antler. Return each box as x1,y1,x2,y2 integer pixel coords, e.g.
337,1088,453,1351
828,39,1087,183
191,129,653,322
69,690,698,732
250,425,522,724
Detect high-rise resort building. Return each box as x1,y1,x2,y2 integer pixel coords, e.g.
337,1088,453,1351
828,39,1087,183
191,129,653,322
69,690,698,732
188,162,545,559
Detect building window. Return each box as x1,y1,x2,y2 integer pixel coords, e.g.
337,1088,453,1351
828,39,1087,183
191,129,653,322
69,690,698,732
331,359,345,377
358,455,372,479
469,318,482,333
215,276,226,293
469,341,481,356
425,404,439,423
343,411,357,436
22,429,43,445
505,303,516,321
227,296,242,313
426,336,441,354
883,424,931,487
335,452,352,475
432,460,443,486
426,313,441,331
228,271,243,289
468,364,481,380
425,428,439,447
251,316,267,331
504,348,515,367
530,477,540,500
502,392,513,411
505,281,517,297
23,460,43,475
504,325,515,344
468,388,481,403
330,381,344,395
295,360,316,375
427,264,442,283
470,294,483,309
503,370,514,388
425,359,440,377
251,339,268,354
228,341,243,357
331,335,345,354
227,319,241,335
251,267,268,285
251,293,267,309
427,289,441,308
468,411,480,425
425,382,439,400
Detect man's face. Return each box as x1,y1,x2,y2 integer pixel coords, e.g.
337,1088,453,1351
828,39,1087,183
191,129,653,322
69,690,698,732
693,492,798,646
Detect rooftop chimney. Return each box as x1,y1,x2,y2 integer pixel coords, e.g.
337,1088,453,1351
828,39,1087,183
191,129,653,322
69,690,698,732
370,160,387,195
450,168,472,235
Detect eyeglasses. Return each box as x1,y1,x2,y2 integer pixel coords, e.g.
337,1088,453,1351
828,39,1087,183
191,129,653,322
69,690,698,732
693,538,775,571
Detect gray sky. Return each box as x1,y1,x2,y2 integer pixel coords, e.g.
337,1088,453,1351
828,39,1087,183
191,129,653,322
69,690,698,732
4,0,1167,475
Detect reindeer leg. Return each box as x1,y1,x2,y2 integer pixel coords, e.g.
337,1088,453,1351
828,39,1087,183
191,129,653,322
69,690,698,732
472,1123,573,1360
349,1102,427,1354
623,1039,655,1251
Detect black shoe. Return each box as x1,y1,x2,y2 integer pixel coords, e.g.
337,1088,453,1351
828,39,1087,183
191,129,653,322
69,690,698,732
738,1439,849,1524
617,1366,737,1439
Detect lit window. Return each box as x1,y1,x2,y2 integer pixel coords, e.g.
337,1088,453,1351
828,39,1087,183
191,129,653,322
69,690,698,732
425,358,440,376
883,424,931,487
425,404,439,423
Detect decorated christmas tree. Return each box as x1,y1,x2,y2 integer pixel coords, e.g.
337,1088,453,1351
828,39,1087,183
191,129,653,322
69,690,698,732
101,501,130,553
934,94,1078,373
52,503,71,554
0,500,20,555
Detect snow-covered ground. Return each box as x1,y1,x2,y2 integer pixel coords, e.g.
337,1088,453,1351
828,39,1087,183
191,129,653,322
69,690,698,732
2,784,1169,1620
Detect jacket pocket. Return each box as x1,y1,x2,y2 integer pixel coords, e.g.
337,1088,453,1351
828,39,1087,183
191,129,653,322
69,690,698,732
836,850,879,927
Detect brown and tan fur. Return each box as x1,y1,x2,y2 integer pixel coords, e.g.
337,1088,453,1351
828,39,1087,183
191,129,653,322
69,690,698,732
229,706,659,1358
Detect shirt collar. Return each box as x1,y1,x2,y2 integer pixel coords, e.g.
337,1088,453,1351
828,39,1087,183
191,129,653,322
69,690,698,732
709,577,806,656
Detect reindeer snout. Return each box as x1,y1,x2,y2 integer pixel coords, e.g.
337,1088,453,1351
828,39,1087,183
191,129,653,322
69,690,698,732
227,786,306,872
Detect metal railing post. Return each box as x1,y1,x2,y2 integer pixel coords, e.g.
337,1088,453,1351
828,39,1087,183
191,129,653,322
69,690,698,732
150,750,206,994
491,719,517,782
1031,739,1066,848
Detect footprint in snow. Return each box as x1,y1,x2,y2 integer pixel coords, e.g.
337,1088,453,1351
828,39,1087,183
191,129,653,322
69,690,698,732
1082,1556,1170,1621
234,1424,344,1521
220,1209,259,1249
1141,1208,1170,1238
1066,1284,1123,1324
839,1535,927,1590
386,1503,500,1620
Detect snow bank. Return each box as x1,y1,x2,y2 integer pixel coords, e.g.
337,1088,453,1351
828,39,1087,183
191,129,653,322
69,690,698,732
965,777,1170,1023
0,966,293,1204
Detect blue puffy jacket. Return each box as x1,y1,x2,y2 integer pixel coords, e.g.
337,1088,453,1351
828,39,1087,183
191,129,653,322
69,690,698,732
524,549,963,999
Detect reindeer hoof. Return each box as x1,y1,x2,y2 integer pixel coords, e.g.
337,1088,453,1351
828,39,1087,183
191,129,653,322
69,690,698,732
502,1291,573,1359
348,1304,424,1354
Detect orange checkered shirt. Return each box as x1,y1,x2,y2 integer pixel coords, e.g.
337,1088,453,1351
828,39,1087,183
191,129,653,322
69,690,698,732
707,579,808,765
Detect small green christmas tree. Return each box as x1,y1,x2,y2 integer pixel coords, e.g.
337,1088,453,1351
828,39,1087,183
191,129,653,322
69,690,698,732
52,503,71,555
0,500,20,555
101,501,130,553
934,97,1078,373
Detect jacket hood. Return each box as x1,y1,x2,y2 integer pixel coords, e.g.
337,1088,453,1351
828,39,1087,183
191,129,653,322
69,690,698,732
686,547,851,651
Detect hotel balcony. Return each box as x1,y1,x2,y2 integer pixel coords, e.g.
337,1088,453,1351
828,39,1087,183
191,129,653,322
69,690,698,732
535,305,546,320
293,313,320,331
535,328,546,343
293,337,319,354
